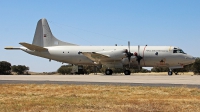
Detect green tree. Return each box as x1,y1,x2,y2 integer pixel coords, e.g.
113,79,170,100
99,66,107,73
112,68,123,73
83,66,100,74
0,61,11,75
173,64,192,75
151,64,194,75
57,65,72,74
192,58,200,75
129,68,150,73
151,67,169,72
11,65,29,75
140,68,151,73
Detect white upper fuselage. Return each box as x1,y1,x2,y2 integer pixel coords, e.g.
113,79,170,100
20,45,195,69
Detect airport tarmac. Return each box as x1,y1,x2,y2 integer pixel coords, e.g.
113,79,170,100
1,74,200,88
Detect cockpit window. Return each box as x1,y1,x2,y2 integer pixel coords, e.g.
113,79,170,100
178,49,185,53
173,48,186,54
173,50,177,53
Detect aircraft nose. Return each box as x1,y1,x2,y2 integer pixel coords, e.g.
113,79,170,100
185,55,196,64
191,57,196,63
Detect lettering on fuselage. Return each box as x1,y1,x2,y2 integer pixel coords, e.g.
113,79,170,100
146,50,169,52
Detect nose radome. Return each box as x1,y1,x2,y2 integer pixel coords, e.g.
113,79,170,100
186,55,195,63
191,57,196,63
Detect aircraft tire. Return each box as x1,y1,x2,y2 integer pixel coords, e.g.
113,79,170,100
105,69,113,75
168,71,173,76
124,70,131,75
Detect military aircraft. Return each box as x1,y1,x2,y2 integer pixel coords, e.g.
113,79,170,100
5,18,195,75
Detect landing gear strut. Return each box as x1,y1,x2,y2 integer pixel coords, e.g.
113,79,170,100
105,69,113,75
168,68,173,76
124,70,131,75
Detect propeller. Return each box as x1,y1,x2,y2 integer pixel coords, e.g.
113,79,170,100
135,45,143,70
125,41,133,68
125,42,143,70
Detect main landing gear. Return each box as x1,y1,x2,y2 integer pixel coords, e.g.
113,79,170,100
105,69,113,75
124,70,131,75
105,69,131,75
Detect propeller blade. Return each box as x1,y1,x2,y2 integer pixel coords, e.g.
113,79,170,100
128,41,130,52
138,45,140,56
128,41,131,69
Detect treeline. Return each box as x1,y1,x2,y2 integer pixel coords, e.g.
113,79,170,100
57,58,200,75
151,58,200,75
1,58,200,75
57,65,151,75
0,61,29,75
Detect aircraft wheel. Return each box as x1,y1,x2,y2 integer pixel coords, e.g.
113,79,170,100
105,69,113,75
124,70,131,75
168,71,173,76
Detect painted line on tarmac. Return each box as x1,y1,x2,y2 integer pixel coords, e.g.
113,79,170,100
0,80,200,88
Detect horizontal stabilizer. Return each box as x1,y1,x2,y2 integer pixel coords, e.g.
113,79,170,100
4,47,20,50
19,42,48,52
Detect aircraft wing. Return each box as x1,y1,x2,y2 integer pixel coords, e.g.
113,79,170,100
82,49,127,64
82,52,109,63
19,42,48,52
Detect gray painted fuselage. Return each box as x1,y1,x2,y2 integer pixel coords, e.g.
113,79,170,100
21,45,195,69
6,18,195,70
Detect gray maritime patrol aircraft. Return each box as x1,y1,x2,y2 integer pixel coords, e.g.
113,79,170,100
5,18,195,75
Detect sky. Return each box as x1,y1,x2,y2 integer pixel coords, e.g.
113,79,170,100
0,0,200,72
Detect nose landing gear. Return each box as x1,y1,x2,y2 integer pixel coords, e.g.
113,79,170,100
168,68,173,76
168,71,173,75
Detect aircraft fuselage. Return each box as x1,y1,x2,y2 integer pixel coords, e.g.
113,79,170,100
5,18,196,75
21,45,195,69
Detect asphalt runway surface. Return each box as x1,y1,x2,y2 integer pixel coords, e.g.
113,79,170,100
1,75,200,88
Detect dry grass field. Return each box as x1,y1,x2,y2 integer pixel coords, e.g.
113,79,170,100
0,84,200,112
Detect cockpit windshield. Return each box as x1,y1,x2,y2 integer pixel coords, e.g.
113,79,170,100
173,48,186,54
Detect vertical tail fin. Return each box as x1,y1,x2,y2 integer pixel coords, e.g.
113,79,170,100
32,18,77,47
